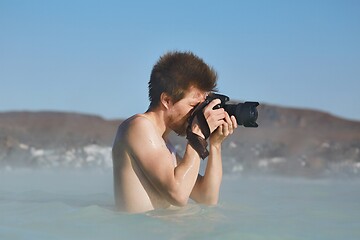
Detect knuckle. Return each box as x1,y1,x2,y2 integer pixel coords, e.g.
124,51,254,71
214,99,221,104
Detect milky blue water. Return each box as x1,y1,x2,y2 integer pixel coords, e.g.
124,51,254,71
0,170,359,240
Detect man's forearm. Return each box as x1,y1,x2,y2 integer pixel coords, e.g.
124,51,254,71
203,144,223,200
171,143,202,205
190,143,223,205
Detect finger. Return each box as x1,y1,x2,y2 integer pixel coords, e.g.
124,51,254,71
210,108,226,120
206,99,222,110
231,115,238,129
224,111,232,125
223,121,230,136
212,123,221,133
204,108,225,125
222,112,232,134
218,124,224,130
217,119,225,128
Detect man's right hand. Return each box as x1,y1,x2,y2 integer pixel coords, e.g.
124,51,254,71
189,98,226,139
202,98,226,133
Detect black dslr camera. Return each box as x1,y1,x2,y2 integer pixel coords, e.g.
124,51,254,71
186,93,259,159
205,93,259,127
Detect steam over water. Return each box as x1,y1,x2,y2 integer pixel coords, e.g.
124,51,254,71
1,169,359,240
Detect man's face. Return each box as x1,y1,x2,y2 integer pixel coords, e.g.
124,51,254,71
167,86,208,136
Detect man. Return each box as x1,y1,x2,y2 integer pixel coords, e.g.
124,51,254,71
112,51,237,213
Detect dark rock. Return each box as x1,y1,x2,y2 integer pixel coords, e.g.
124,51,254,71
1,105,360,177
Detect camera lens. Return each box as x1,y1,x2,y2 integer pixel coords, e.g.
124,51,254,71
249,105,258,120
224,102,259,127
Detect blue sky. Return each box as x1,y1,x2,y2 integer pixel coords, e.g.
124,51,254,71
1,0,360,121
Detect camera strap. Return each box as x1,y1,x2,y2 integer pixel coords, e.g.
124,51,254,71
186,101,211,159
186,126,209,159
187,101,211,139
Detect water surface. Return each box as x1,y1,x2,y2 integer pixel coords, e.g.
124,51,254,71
0,170,359,240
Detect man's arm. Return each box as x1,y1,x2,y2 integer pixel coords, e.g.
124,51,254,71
126,116,203,206
190,113,238,205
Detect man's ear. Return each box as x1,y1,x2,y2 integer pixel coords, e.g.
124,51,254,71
160,92,173,109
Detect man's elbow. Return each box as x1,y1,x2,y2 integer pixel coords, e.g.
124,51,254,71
203,198,218,206
169,191,189,207
167,184,190,207
198,193,219,206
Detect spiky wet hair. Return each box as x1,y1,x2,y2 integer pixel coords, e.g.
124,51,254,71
148,51,218,108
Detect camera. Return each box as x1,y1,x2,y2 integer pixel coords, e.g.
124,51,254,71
186,92,259,158
205,93,259,127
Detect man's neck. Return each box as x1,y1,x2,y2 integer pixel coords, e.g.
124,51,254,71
144,109,170,139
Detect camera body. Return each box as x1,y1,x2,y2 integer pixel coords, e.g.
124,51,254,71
205,93,259,128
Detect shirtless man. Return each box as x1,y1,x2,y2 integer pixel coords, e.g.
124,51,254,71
112,51,237,213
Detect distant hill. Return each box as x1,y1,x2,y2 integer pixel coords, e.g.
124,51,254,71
0,111,120,148
1,104,360,177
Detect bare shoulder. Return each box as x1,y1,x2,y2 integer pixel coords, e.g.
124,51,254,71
129,114,154,127
113,114,159,163
114,114,160,146
115,114,151,136
121,114,168,161
126,114,157,136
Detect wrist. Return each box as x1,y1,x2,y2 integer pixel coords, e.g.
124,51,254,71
209,142,221,152
186,126,209,159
